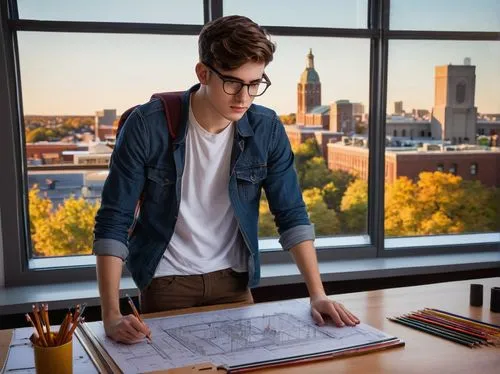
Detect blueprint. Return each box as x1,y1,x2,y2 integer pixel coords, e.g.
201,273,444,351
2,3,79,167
83,299,397,373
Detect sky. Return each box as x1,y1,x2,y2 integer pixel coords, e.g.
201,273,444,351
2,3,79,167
15,0,500,115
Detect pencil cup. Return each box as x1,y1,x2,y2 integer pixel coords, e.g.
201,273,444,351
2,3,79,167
491,287,500,313
469,283,483,307
30,332,73,374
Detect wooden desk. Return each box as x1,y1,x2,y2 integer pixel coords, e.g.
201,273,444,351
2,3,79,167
1,277,499,373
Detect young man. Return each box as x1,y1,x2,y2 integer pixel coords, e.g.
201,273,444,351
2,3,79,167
94,15,359,344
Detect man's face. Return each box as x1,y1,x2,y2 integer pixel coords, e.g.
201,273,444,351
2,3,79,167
204,61,266,122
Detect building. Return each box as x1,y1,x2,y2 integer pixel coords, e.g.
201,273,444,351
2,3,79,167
328,140,500,187
385,116,432,139
330,100,354,133
431,61,477,144
296,49,322,125
62,142,113,166
26,142,80,165
394,101,403,115
95,109,117,140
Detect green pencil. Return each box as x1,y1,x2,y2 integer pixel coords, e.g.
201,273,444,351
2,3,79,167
388,317,475,348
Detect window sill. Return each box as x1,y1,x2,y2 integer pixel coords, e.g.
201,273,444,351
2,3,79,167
1,252,499,315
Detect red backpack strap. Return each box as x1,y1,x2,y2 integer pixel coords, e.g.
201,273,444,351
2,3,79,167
151,92,183,139
115,105,139,140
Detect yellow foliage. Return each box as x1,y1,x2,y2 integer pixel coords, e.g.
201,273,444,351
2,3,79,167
385,171,498,236
29,187,100,257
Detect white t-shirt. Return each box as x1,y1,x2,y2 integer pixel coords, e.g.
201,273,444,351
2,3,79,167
153,99,247,277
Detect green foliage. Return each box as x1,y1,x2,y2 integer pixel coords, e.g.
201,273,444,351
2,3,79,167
340,179,368,234
302,188,341,235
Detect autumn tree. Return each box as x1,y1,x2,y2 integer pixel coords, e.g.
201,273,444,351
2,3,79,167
29,187,100,256
279,113,296,125
29,185,52,238
340,179,368,234
385,171,498,236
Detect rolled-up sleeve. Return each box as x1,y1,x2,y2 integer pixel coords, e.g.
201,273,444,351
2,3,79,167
279,224,315,250
93,238,129,260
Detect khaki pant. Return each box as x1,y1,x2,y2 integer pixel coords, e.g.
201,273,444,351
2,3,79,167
139,268,254,314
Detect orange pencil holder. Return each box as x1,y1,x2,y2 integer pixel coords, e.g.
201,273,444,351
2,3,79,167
30,332,73,374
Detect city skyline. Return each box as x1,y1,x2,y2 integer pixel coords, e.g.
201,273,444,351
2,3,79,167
15,0,500,115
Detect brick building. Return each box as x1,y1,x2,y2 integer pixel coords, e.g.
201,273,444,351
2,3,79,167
328,141,500,187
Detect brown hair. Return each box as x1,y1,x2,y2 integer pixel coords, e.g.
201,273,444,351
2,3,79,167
198,15,276,70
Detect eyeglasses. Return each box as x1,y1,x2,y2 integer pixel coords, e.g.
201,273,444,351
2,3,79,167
203,62,271,97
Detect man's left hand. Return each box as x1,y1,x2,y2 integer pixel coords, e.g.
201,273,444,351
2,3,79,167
310,295,360,327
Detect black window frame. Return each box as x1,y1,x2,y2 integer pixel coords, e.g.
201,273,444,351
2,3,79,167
1,0,498,287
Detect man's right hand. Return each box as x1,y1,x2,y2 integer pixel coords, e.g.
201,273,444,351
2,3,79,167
103,314,152,344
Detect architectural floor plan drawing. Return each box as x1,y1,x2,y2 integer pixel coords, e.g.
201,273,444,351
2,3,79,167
82,299,399,373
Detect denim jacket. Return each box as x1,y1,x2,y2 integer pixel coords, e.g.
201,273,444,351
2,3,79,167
93,84,314,290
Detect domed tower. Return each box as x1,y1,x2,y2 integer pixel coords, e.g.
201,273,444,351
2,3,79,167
297,49,321,124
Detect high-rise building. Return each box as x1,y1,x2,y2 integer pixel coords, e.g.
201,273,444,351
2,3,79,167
394,101,403,115
297,49,321,124
431,63,477,144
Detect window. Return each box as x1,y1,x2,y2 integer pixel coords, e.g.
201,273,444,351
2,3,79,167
258,37,371,243
386,39,499,241
2,1,498,286
390,0,500,32
470,163,478,176
224,0,368,28
18,32,198,259
17,0,204,24
456,82,466,104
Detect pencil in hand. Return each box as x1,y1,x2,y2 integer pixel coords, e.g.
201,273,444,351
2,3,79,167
126,294,152,341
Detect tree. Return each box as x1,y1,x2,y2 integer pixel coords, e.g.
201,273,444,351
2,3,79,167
384,176,419,236
279,113,296,125
26,128,48,143
385,171,499,236
29,188,100,256
322,170,356,211
28,185,52,238
258,194,278,238
302,188,341,235
340,179,368,234
300,157,333,190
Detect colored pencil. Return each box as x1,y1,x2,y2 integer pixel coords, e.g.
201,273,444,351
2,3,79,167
388,317,475,348
428,308,500,330
126,294,152,341
398,317,480,345
405,314,490,343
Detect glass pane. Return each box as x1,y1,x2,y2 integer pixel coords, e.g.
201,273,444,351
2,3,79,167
223,0,368,28
16,0,203,24
385,40,500,239
19,32,198,258
390,0,500,32
257,37,370,240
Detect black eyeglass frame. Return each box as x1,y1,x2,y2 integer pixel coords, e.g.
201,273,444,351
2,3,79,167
203,61,272,97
